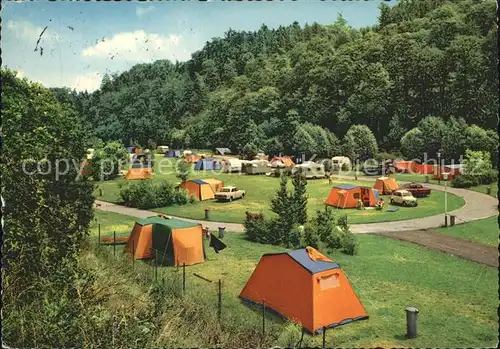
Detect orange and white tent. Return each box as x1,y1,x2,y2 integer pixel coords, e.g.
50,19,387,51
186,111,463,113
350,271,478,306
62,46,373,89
239,246,368,334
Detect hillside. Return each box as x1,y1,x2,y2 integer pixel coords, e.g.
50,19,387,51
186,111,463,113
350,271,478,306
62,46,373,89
53,0,498,157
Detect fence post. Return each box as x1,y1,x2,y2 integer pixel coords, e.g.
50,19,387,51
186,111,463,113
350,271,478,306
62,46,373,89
98,224,101,245
218,279,222,322
113,230,116,257
262,300,266,336
322,326,326,349
183,263,186,294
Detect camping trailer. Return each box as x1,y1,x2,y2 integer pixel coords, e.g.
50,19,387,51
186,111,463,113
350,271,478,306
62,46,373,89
331,156,351,171
156,145,169,154
292,162,327,179
222,158,246,173
243,160,271,175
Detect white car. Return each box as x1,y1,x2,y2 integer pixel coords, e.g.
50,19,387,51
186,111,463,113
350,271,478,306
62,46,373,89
390,190,418,207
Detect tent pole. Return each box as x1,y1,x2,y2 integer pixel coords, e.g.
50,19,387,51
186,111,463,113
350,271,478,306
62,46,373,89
183,263,186,294
218,279,222,323
322,326,326,349
132,239,135,269
113,230,116,257
262,300,266,336
98,224,101,245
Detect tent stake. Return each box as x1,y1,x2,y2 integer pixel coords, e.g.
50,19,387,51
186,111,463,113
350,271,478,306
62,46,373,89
98,224,101,245
182,263,186,294
132,239,135,269
262,300,266,336
218,279,222,323
322,326,326,349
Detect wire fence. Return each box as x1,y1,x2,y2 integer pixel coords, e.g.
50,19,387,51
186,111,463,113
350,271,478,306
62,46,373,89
94,226,335,348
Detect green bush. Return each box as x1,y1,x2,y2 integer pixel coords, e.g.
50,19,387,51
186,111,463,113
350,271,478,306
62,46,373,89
451,174,479,188
477,169,498,185
119,180,190,209
340,230,358,255
244,215,268,244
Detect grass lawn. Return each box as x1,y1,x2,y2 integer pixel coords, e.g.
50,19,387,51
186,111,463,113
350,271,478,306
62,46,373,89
432,216,499,247
89,210,498,347
94,157,465,224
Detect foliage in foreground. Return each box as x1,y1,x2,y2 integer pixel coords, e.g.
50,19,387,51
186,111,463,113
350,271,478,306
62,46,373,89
119,180,190,209
1,70,95,347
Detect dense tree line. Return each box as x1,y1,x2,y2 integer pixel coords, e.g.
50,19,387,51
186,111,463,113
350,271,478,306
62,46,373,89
55,0,497,160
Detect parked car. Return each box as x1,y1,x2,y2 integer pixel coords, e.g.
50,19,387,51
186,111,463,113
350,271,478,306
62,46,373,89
390,190,418,207
401,182,431,197
215,186,246,202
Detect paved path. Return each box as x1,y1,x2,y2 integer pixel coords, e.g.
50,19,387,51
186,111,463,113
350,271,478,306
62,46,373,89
96,174,497,234
94,175,498,266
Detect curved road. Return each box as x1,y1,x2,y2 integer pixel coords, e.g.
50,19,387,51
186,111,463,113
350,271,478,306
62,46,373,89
94,175,498,234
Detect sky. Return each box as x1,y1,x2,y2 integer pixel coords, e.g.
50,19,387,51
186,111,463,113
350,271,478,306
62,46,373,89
2,0,392,93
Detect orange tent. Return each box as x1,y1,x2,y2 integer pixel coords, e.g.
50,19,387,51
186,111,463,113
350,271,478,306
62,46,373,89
124,167,153,180
179,178,223,201
415,164,436,175
239,246,368,334
373,177,399,195
185,154,201,163
124,216,206,266
324,184,380,208
271,156,295,167
393,161,417,173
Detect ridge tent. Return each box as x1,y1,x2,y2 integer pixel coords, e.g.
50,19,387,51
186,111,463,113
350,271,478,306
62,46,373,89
125,216,206,266
433,164,462,180
393,161,417,173
415,163,437,175
373,177,399,195
270,156,295,167
179,178,224,201
165,149,182,158
324,184,380,208
124,167,153,180
239,246,368,334
194,158,222,171
185,154,202,163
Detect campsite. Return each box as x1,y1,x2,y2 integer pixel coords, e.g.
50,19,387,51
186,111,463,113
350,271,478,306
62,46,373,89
2,0,499,348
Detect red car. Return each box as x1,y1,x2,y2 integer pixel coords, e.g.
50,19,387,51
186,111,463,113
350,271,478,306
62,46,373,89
401,182,431,197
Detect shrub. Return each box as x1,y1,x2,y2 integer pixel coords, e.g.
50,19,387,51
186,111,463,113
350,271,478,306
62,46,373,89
244,215,268,244
119,180,190,209
451,174,478,188
301,223,319,249
339,230,358,255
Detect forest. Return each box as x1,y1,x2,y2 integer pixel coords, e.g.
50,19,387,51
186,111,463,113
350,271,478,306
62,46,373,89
51,0,498,161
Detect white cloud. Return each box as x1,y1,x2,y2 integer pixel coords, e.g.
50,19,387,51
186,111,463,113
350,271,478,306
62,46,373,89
82,30,189,62
136,6,155,18
70,72,103,92
5,19,62,44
